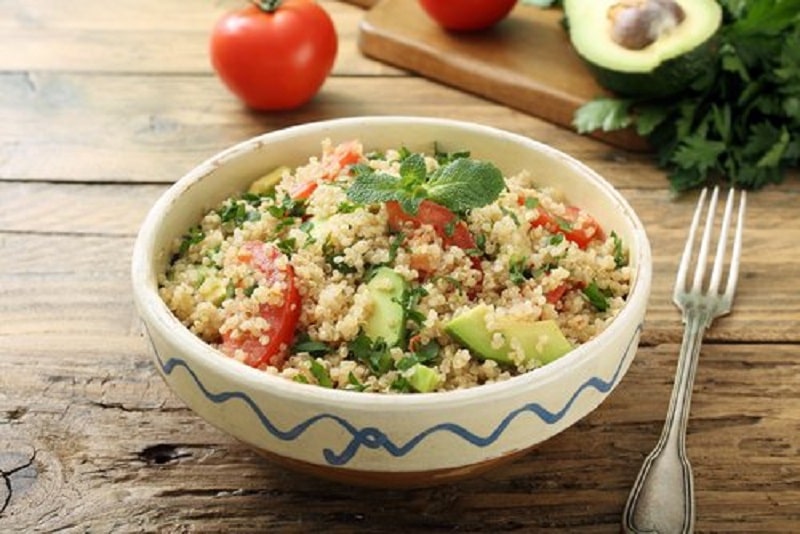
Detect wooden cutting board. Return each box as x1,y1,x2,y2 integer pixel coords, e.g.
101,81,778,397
358,0,649,151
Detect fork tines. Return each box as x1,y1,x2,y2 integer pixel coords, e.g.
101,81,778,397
673,186,747,310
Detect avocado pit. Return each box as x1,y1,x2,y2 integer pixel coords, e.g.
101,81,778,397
608,0,686,50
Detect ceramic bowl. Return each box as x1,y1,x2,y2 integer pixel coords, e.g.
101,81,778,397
131,116,652,488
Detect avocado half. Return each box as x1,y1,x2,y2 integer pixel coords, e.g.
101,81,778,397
564,0,722,98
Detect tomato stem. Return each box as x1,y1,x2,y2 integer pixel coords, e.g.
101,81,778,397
251,0,281,12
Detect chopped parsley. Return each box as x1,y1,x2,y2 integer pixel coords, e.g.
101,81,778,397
611,231,627,268
582,280,612,312
402,285,429,327
348,333,393,375
509,257,532,286
309,359,333,388
292,334,331,357
178,225,205,256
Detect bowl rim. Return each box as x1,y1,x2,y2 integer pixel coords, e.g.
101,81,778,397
131,115,652,409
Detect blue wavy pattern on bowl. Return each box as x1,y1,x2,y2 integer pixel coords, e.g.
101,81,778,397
152,324,642,466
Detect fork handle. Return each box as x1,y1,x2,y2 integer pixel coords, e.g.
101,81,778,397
622,310,711,534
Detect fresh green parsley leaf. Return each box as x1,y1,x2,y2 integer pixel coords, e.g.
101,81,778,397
348,334,393,375
402,286,429,327
276,237,296,257
582,280,611,312
611,231,627,269
346,372,366,392
178,225,205,256
292,334,331,357
671,136,727,175
309,359,333,388
573,98,633,133
500,206,521,226
509,257,530,286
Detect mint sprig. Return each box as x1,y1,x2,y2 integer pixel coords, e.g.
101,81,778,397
346,150,505,214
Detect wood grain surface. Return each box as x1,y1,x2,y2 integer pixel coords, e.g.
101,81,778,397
1,0,799,532
359,0,649,151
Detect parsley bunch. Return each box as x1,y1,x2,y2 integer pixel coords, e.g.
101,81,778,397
346,151,505,214
574,0,800,191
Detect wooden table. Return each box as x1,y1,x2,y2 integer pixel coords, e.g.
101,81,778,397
2,1,798,531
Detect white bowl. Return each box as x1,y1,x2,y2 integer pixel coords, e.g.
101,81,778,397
131,116,651,487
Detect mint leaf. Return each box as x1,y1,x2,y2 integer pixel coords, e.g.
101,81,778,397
399,195,424,215
398,153,428,187
425,158,504,212
347,172,404,204
347,149,505,214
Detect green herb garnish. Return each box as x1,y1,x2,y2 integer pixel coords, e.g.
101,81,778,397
524,196,540,209
346,151,505,214
322,238,357,274
611,231,627,268
292,334,332,357
276,237,297,257
582,280,611,312
346,372,366,392
509,257,531,286
348,334,394,375
309,359,333,388
401,286,429,327
178,225,205,256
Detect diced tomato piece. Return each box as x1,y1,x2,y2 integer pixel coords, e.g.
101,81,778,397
290,180,318,200
529,205,605,250
529,208,558,233
545,283,569,304
560,206,605,249
386,200,476,250
320,140,362,181
221,241,301,369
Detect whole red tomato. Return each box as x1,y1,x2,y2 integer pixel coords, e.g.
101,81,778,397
418,0,518,31
210,0,337,110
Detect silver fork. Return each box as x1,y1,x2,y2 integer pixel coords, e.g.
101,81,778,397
622,187,747,534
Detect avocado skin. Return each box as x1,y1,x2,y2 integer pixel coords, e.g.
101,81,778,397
585,35,719,99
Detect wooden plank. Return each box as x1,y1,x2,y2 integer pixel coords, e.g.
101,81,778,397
1,338,798,531
0,72,656,185
0,0,395,76
359,0,649,151
0,182,166,236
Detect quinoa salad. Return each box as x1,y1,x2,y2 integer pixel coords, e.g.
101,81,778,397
159,140,632,393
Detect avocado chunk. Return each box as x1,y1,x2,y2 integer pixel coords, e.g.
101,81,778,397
445,304,573,366
405,363,441,393
363,267,407,347
248,166,290,195
564,0,722,98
